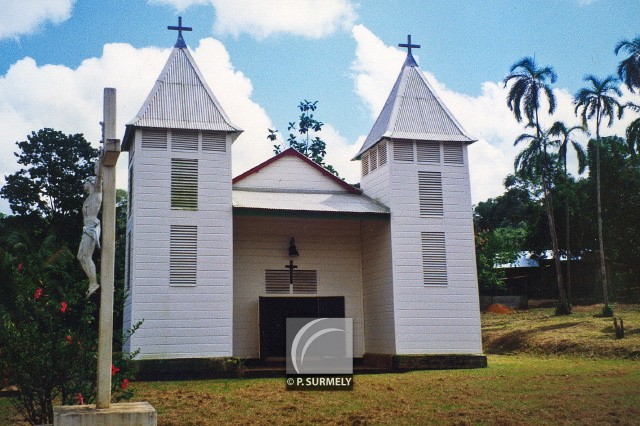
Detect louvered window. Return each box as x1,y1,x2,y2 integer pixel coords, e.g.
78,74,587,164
265,270,318,294
172,130,199,151
393,140,414,162
443,143,464,165
126,230,133,290
202,132,226,152
419,171,443,217
170,225,197,286
370,147,378,172
171,158,198,210
421,232,447,286
128,165,134,217
362,153,369,177
417,143,440,163
141,129,167,150
378,142,388,166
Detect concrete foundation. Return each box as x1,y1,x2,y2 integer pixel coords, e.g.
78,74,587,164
53,402,156,426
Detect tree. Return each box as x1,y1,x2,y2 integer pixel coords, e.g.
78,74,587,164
615,36,640,157
267,100,339,176
504,57,570,313
574,75,624,315
549,121,587,303
615,36,640,92
0,128,98,242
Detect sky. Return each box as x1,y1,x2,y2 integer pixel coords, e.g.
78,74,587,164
1,0,640,214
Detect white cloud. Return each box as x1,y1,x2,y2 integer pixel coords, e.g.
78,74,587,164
0,38,276,213
150,0,357,39
0,0,74,40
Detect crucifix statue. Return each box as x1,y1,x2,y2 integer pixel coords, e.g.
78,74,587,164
78,88,121,409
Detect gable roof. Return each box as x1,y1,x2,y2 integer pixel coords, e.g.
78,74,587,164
353,53,475,160
122,40,241,149
233,148,360,195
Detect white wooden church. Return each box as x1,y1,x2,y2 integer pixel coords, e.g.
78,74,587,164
122,23,484,368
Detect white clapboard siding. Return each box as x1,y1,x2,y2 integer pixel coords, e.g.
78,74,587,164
382,141,482,355
233,216,365,358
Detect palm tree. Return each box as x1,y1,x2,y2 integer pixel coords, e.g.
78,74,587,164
615,36,640,93
615,36,640,157
504,58,570,313
549,121,587,304
573,75,623,315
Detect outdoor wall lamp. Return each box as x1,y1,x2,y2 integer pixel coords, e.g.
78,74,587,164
288,237,299,257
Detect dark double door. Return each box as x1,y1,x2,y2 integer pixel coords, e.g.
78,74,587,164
259,296,345,359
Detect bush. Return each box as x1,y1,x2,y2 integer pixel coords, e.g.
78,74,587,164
0,236,137,424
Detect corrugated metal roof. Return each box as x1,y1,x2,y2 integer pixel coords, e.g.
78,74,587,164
354,53,475,159
232,189,389,215
123,43,241,149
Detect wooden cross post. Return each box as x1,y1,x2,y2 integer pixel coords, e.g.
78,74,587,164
96,88,121,409
285,260,298,285
168,16,192,48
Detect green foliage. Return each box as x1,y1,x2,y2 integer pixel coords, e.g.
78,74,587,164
600,304,614,317
615,35,640,92
475,226,526,293
267,100,339,177
0,236,137,424
0,128,98,244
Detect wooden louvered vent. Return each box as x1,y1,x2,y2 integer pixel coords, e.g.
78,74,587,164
418,171,443,217
202,132,226,152
265,270,318,294
362,153,369,177
417,142,440,163
170,225,197,286
378,142,388,166
171,158,198,210
421,232,447,286
141,129,167,149
370,148,378,172
393,140,414,162
443,143,464,164
172,130,198,151
126,230,132,290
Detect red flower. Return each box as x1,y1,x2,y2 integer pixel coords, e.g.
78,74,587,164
111,365,120,376
121,379,129,390
60,302,67,313
66,335,73,345
34,288,43,300
17,263,23,272
76,393,84,405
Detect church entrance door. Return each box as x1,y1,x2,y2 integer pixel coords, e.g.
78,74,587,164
258,296,345,359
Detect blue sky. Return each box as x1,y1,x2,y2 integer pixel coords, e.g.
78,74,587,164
1,0,639,214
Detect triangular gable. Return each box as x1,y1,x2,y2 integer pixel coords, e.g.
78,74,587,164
123,45,241,149
233,148,360,194
353,53,475,159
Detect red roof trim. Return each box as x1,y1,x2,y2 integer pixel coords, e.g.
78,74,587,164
232,148,361,194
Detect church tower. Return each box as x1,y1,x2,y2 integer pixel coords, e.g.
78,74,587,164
355,37,482,355
122,19,242,359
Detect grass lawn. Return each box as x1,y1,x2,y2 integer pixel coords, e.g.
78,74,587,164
2,304,639,425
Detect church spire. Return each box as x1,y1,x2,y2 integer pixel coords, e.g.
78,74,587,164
168,16,192,48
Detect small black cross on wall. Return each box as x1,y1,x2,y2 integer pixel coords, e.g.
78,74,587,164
285,260,298,285
399,35,420,55
168,16,192,48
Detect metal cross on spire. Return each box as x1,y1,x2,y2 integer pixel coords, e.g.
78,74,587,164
168,16,192,48
399,35,420,56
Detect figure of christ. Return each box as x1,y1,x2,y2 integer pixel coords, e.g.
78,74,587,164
78,159,103,297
